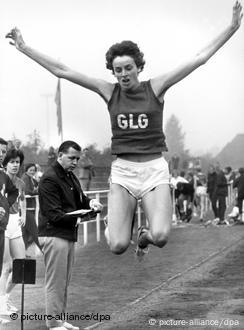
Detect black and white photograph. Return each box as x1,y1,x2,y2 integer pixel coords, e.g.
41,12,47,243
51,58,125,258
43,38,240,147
1,0,244,329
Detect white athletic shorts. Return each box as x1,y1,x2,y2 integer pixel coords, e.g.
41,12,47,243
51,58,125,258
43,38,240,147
5,213,22,240
110,156,170,199
196,186,207,196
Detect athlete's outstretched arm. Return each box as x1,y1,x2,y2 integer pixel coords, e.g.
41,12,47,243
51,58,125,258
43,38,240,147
5,28,113,102
151,1,243,98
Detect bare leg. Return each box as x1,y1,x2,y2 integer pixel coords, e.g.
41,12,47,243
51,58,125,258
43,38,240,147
140,184,172,248
107,183,137,254
0,238,11,296
200,195,205,220
6,236,25,294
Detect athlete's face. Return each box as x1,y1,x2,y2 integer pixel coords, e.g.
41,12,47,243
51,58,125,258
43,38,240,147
112,56,140,91
6,157,20,176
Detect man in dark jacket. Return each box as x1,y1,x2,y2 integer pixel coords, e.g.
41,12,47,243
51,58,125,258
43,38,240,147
207,164,218,219
233,167,244,219
212,163,228,224
0,138,18,277
38,140,102,330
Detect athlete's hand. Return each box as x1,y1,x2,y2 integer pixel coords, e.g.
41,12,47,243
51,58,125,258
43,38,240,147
231,1,243,29
18,215,26,227
5,27,25,50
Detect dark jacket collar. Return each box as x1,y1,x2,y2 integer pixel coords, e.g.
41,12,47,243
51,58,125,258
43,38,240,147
51,161,82,193
52,162,80,192
52,161,68,179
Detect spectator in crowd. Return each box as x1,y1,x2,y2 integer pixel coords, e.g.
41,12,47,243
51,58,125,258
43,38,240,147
21,163,41,256
38,140,103,330
13,139,22,151
7,141,14,151
194,158,202,173
224,166,236,184
0,139,8,170
224,165,236,210
194,172,207,222
170,154,180,172
0,141,18,325
207,164,218,220
212,163,228,225
0,148,26,317
177,172,194,222
171,171,194,222
77,148,95,191
233,167,244,220
170,170,188,189
35,163,43,183
0,138,18,277
47,146,57,167
13,139,25,177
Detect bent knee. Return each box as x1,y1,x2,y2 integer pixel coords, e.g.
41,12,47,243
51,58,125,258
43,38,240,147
151,229,170,248
109,240,129,255
104,229,128,254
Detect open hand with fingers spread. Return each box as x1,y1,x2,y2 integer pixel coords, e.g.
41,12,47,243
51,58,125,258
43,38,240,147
5,27,25,50
232,1,243,29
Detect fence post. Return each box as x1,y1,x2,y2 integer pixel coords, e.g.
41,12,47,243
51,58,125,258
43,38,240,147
83,222,88,246
35,196,39,226
81,189,109,246
96,192,101,242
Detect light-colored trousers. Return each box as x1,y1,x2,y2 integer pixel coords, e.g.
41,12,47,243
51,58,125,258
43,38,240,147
43,237,75,328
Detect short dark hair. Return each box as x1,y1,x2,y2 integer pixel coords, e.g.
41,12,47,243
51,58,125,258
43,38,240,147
105,40,145,73
0,138,7,145
225,166,232,173
239,167,244,175
2,148,24,167
25,163,37,172
58,140,81,153
180,171,185,177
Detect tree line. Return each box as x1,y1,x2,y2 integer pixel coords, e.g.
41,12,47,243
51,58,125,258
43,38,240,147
11,116,215,173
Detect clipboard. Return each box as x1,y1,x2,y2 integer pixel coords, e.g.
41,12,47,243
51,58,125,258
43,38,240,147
66,209,94,216
66,209,101,225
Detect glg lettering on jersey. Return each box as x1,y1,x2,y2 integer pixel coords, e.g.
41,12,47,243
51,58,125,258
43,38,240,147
117,114,148,129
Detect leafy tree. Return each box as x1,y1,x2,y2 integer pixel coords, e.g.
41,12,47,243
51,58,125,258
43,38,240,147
26,129,44,153
164,114,185,156
84,143,112,168
164,114,190,170
22,130,48,165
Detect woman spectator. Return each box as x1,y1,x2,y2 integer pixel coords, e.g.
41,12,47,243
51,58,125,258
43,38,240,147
47,146,57,167
21,163,41,256
0,148,26,315
233,168,244,220
207,165,218,220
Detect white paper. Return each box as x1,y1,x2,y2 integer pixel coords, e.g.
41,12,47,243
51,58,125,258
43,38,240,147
66,209,92,216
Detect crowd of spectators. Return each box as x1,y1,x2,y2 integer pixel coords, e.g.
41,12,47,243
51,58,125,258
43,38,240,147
170,158,244,225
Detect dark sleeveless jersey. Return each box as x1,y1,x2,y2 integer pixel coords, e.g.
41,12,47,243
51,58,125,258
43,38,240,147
107,80,168,155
